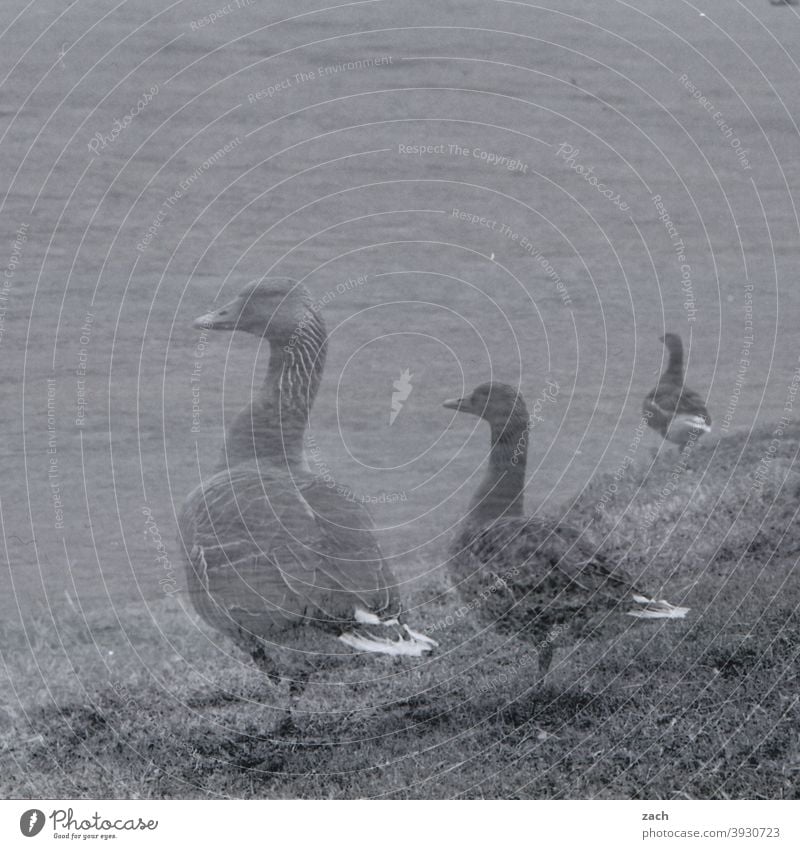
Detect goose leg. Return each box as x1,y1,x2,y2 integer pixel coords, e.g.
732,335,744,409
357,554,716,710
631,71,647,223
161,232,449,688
287,676,308,718
249,645,306,736
274,676,308,739
249,644,282,686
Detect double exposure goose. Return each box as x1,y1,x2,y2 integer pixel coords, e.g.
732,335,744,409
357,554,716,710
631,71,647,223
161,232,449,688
178,279,435,686
444,382,688,679
643,333,711,450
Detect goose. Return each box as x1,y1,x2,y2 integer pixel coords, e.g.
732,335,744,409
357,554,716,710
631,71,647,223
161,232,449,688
444,381,688,680
178,279,435,696
643,333,711,450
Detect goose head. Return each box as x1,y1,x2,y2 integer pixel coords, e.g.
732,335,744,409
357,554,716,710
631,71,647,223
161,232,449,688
194,278,318,344
443,381,529,431
660,332,683,355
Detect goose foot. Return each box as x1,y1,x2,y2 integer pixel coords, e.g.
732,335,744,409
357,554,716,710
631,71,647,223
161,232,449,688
249,646,311,735
270,684,310,741
250,644,283,686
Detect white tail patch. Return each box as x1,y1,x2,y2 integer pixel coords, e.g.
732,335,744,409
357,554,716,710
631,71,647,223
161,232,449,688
627,594,689,620
680,415,711,434
354,607,381,625
343,608,437,655
354,607,400,626
338,630,435,657
403,624,438,647
666,414,711,444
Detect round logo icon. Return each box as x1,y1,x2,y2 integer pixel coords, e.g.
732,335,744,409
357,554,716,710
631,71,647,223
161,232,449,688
19,809,45,837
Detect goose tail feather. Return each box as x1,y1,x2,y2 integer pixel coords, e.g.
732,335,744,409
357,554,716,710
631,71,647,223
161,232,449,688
339,609,438,656
627,594,689,620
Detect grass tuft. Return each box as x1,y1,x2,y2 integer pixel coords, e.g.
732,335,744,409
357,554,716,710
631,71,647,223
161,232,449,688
2,424,798,798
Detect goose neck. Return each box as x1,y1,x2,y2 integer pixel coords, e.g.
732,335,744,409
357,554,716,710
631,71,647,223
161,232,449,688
665,342,684,377
467,420,528,526
220,308,327,470
265,308,327,418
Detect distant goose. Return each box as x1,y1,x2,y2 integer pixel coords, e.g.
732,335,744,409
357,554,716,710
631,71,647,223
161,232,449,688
643,333,711,450
444,382,688,680
178,279,434,695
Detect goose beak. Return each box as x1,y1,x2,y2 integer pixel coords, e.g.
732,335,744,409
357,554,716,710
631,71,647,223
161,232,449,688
193,297,241,330
443,396,469,412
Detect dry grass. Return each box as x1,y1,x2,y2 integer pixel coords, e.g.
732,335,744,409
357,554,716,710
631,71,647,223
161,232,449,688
1,424,798,799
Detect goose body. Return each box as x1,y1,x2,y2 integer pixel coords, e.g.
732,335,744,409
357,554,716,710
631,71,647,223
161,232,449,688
179,279,434,679
181,465,420,650
445,382,688,677
644,333,711,449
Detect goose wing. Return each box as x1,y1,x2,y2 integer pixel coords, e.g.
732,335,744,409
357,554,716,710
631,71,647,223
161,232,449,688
647,382,711,425
457,515,644,615
178,464,395,640
298,477,398,616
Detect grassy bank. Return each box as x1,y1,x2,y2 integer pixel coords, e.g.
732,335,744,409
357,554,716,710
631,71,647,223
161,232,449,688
2,424,798,799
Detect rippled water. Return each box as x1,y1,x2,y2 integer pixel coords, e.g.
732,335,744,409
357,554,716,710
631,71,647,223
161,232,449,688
1,0,799,618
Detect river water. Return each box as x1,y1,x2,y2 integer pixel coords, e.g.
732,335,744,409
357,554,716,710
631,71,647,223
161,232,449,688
1,0,799,620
